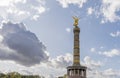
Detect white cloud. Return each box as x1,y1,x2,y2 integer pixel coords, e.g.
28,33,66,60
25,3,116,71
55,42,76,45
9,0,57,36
83,56,103,70
82,56,118,78
83,56,120,78
103,68,118,77
90,48,95,52
47,53,72,68
32,6,46,14
100,46,104,49
56,0,87,8
87,7,94,15
100,0,120,23
0,0,26,7
0,0,46,22
99,49,120,57
110,31,120,37
66,28,71,33
32,15,40,21
0,35,3,42
87,68,120,78
46,74,55,78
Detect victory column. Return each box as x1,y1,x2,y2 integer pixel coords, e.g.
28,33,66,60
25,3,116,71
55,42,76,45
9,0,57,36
67,16,87,78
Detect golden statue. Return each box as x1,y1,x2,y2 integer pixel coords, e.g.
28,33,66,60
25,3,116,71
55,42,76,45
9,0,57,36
73,16,79,27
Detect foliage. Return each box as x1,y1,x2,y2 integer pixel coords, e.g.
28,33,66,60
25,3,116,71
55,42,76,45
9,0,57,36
0,72,41,78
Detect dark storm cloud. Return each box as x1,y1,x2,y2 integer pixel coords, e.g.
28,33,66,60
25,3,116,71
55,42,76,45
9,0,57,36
0,21,49,66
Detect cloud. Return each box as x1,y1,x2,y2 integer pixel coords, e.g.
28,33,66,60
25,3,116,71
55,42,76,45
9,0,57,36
20,69,33,75
83,56,120,78
47,53,72,68
46,74,55,78
83,56,103,70
0,21,49,66
87,7,94,15
66,28,71,33
90,48,96,52
100,46,104,49
88,68,120,78
0,0,26,7
103,68,118,77
32,15,40,21
99,49,120,57
100,0,120,23
56,0,87,8
0,0,46,22
110,31,120,37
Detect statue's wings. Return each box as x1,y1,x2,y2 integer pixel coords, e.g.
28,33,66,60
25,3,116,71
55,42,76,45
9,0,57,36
72,16,79,20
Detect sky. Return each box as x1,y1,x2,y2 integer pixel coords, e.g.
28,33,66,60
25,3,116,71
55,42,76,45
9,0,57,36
0,0,120,78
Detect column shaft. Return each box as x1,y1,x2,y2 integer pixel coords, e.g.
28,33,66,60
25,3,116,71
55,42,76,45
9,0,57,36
73,27,80,66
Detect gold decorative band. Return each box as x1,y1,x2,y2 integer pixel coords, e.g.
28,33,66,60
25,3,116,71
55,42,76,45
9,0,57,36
74,59,80,63
74,46,79,48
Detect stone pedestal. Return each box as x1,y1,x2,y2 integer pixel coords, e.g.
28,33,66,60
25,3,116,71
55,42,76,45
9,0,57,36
67,66,87,78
